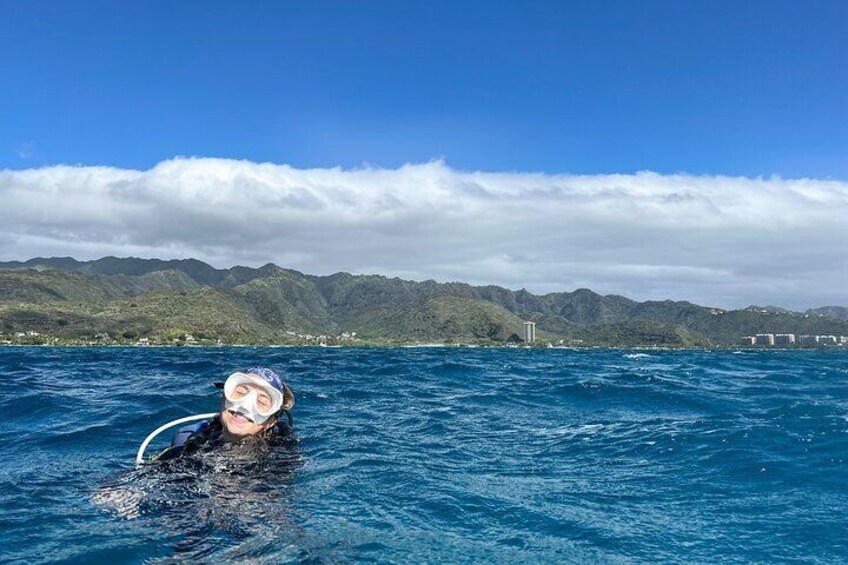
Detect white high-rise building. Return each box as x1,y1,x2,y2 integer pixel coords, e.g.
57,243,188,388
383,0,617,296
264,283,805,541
523,321,536,343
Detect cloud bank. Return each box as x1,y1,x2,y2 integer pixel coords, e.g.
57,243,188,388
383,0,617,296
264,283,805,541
2,158,846,309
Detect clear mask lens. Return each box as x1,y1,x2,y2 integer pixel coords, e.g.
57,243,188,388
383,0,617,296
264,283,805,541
228,384,275,415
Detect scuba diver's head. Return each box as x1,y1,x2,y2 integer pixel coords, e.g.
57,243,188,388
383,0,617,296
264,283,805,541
219,367,295,440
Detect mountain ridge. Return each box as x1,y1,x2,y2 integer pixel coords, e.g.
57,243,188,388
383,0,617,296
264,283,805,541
1,256,846,346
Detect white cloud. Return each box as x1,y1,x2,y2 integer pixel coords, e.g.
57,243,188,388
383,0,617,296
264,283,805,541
1,157,846,310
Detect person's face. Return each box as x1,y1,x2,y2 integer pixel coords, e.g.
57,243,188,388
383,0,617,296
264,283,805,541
220,382,277,440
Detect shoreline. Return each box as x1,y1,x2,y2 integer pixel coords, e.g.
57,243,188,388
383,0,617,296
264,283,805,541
0,342,844,351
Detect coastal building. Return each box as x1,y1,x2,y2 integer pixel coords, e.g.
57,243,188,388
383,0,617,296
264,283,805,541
798,335,819,346
774,334,796,346
819,335,837,345
755,333,775,346
740,336,756,346
523,321,536,343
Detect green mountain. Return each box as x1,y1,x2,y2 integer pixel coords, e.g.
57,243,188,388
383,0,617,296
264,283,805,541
0,257,846,347
805,306,848,321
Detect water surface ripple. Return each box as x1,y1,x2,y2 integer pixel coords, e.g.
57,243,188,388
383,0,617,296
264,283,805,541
0,347,846,563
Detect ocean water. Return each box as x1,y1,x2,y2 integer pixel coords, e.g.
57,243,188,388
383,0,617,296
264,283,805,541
0,346,846,564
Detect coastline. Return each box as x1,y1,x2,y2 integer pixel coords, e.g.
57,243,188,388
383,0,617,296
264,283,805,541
0,341,843,351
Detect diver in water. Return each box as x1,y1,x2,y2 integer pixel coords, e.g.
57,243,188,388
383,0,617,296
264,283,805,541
95,366,300,523
155,367,296,461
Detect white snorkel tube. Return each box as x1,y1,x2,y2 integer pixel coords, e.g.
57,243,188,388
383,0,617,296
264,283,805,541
135,413,218,465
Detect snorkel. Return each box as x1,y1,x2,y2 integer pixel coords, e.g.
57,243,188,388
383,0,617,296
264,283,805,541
136,412,218,465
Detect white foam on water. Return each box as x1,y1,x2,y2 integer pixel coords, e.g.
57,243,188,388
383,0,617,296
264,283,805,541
624,353,652,359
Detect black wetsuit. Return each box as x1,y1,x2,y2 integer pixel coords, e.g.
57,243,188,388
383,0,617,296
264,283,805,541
156,416,294,461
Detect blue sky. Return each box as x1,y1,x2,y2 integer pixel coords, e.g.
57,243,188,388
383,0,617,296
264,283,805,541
2,0,846,177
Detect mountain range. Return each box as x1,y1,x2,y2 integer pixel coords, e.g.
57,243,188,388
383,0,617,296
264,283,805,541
1,256,847,347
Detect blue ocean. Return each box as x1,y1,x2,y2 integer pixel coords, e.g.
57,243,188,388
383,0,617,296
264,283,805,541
1,346,846,564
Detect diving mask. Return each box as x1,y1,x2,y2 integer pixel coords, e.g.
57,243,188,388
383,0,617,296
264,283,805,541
223,372,283,425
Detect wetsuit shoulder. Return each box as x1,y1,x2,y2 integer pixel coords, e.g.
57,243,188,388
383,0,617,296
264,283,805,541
155,419,216,461
170,420,211,448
